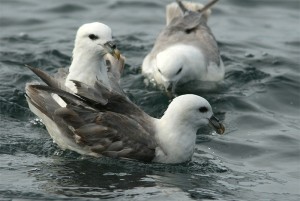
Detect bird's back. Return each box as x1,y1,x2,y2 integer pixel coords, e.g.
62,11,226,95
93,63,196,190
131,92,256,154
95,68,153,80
26,67,157,162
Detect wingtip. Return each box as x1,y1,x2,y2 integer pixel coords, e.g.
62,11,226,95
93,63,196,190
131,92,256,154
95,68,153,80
24,64,37,70
70,79,82,87
25,64,34,70
198,0,219,14
25,64,40,74
176,0,189,14
28,84,47,91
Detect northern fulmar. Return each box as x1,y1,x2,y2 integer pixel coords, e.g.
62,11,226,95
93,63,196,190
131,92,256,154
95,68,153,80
25,21,225,164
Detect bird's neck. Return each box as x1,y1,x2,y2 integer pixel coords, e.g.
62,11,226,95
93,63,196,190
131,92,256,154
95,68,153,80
65,50,109,92
154,113,197,163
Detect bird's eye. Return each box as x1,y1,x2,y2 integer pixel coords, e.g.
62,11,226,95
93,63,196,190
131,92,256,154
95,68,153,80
176,67,182,75
158,68,162,73
199,107,208,113
88,34,99,40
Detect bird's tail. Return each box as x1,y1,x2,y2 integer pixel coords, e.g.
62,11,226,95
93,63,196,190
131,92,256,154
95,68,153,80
166,0,219,25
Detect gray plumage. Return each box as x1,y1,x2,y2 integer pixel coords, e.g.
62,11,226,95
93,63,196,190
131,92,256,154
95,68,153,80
151,0,220,65
26,67,157,162
142,0,224,92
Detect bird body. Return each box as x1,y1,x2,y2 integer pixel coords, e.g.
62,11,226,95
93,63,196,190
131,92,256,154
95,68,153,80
142,0,224,93
26,72,224,163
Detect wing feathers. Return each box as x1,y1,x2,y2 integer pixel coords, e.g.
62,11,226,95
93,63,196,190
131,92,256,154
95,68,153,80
26,66,157,161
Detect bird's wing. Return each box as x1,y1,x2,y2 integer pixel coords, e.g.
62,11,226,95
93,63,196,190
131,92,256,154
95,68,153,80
26,67,157,162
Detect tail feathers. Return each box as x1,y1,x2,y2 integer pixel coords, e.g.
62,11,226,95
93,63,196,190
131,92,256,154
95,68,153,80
166,1,214,25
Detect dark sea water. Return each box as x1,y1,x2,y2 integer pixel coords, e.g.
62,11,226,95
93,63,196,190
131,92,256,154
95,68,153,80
0,0,300,200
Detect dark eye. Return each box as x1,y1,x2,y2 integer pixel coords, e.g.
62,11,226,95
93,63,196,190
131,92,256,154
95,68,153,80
88,34,99,40
199,107,208,113
176,67,182,75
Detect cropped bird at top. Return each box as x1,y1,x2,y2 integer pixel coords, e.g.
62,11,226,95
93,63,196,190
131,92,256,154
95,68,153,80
25,21,225,164
142,0,224,93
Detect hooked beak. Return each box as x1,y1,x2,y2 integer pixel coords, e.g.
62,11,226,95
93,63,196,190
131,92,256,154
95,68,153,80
162,79,178,94
208,115,225,135
103,41,121,60
164,81,174,92
163,81,177,98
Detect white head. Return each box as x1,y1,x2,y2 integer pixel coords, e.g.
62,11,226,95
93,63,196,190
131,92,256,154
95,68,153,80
73,22,120,59
66,22,121,93
155,45,205,92
154,94,224,163
162,94,224,133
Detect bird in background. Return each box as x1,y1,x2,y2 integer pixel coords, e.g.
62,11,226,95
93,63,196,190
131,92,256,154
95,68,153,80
142,0,224,94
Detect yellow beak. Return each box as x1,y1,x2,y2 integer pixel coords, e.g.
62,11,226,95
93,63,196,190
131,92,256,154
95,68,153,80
209,115,225,135
103,41,121,60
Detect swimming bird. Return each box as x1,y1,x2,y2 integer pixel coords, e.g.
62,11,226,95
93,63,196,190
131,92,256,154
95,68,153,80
142,0,224,93
66,22,121,91
50,22,123,107
26,67,225,163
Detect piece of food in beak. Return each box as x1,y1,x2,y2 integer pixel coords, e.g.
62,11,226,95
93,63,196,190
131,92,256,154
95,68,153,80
103,41,121,60
209,115,225,134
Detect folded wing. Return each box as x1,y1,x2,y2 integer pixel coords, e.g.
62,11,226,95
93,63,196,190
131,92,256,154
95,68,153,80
26,66,157,162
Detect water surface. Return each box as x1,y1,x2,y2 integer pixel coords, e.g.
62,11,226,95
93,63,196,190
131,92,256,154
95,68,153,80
0,0,300,200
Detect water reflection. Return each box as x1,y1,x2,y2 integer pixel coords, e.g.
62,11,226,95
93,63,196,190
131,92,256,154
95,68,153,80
30,153,230,199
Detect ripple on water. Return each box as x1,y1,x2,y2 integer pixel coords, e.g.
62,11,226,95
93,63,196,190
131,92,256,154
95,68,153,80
45,4,87,13
0,0,300,200
109,1,161,9
0,17,45,27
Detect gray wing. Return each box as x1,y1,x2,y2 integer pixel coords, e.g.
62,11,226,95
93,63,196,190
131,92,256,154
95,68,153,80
26,67,157,162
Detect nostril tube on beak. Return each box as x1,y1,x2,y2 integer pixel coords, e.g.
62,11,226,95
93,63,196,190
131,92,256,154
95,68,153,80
103,41,121,60
105,41,117,50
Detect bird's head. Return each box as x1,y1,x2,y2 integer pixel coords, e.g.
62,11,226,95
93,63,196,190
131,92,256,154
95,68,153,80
164,94,225,134
73,22,120,60
155,45,204,93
